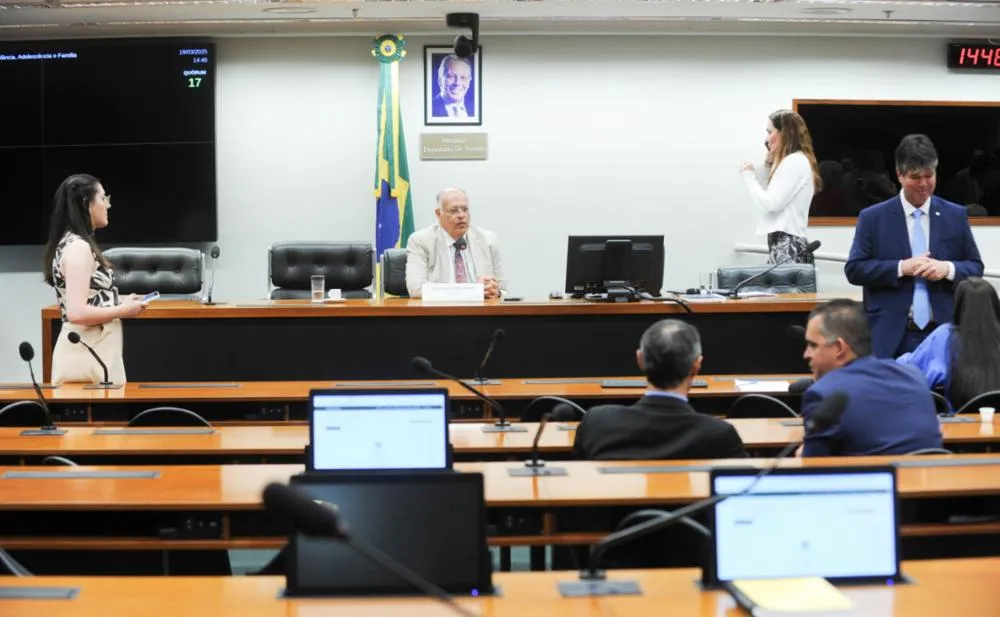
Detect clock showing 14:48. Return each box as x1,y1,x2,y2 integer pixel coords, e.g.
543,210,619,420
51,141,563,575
947,42,1000,70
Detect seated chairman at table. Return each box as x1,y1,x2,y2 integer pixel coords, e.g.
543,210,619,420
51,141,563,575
405,187,504,299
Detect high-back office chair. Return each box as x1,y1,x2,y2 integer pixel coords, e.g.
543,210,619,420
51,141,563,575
104,247,204,297
128,407,211,427
579,509,711,570
726,394,799,419
380,248,409,297
716,264,817,294
930,391,952,416
0,400,48,427
268,242,374,299
520,396,586,422
955,390,1000,415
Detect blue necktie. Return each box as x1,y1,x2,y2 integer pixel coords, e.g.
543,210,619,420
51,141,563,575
911,209,931,329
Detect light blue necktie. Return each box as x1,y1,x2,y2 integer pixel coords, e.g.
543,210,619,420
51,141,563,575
911,209,931,329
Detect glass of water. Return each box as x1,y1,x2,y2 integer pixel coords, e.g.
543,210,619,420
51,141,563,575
310,274,325,303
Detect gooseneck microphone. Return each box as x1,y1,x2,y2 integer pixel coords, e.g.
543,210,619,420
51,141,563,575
412,356,527,433
17,342,65,436
203,244,220,305
508,412,569,477
560,391,849,597
262,483,477,617
66,331,120,389
473,328,505,385
728,240,822,299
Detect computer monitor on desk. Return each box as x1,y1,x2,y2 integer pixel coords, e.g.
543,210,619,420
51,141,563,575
564,235,665,301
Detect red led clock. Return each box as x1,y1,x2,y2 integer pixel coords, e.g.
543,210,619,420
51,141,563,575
948,42,1000,70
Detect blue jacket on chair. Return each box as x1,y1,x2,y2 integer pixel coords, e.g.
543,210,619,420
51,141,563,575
802,356,943,457
845,195,983,358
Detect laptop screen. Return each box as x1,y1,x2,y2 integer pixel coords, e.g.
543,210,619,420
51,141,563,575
709,466,900,584
308,389,449,471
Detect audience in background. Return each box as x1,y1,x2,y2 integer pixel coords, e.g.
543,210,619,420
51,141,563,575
801,299,942,457
898,277,1000,412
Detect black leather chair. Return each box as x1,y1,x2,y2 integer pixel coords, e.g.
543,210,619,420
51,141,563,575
268,242,373,300
931,391,952,416
0,400,47,427
128,407,211,427
716,264,817,294
381,248,409,297
955,390,1000,415
726,394,799,419
104,247,204,296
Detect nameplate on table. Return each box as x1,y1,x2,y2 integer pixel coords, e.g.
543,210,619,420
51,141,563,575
0,587,80,599
422,283,484,303
778,419,804,427
939,416,980,424
896,457,1000,468
600,379,646,388
522,378,602,385
2,470,160,480
93,428,216,436
138,383,241,389
335,381,437,387
0,383,58,390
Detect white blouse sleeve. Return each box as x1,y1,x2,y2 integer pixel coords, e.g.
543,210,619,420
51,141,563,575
741,153,811,215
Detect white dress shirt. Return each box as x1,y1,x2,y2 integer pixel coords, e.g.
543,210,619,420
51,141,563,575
896,191,956,281
741,151,815,237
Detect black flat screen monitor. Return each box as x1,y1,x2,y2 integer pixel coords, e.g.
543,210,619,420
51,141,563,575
286,472,492,597
707,465,901,587
564,235,665,296
0,38,216,245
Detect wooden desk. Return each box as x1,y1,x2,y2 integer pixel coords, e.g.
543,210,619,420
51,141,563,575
40,295,839,382
0,456,998,552
0,419,994,465
0,374,809,424
2,559,998,617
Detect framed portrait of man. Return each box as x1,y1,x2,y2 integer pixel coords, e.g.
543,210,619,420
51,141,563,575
424,46,482,126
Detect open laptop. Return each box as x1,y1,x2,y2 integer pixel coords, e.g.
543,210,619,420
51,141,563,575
307,388,451,472
705,466,903,587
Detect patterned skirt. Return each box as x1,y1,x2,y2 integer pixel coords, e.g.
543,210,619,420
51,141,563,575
767,231,814,265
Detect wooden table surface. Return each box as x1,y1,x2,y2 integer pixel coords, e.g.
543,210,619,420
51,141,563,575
1,455,998,511
0,418,994,458
0,374,810,403
1,558,997,617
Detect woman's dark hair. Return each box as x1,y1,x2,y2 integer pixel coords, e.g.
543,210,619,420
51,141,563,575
948,277,1000,408
42,174,109,286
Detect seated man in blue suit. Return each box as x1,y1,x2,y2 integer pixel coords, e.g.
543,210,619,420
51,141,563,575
845,134,983,358
801,299,942,457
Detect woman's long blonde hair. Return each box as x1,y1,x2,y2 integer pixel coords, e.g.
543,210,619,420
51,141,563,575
769,110,822,191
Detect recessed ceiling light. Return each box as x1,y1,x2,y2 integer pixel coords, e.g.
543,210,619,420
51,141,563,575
800,6,853,13
262,6,316,14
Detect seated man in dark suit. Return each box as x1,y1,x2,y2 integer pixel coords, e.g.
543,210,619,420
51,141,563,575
801,299,943,457
573,319,747,460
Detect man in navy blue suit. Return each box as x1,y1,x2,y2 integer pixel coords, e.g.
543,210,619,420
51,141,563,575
845,134,983,358
801,299,942,457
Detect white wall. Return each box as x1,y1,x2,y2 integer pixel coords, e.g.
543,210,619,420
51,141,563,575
2,34,998,380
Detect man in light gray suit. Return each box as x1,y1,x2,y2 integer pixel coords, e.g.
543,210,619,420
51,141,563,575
405,187,505,299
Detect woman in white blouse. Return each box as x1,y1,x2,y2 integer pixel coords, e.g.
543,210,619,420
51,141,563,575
740,109,821,264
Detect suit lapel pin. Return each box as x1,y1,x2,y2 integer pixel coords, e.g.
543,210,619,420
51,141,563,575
935,210,941,216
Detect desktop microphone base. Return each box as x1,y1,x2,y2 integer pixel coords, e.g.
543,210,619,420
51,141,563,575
508,463,568,477
466,379,501,386
20,427,68,436
82,382,124,390
481,424,528,433
557,578,642,598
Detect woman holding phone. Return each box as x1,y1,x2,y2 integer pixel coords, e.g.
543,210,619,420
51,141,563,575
739,109,821,264
43,174,147,385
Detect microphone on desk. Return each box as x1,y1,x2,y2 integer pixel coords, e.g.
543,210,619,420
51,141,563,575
727,240,822,299
262,483,477,617
17,342,66,436
412,356,527,433
66,332,119,389
559,391,848,597
509,411,569,477
473,328,505,385
203,244,221,305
